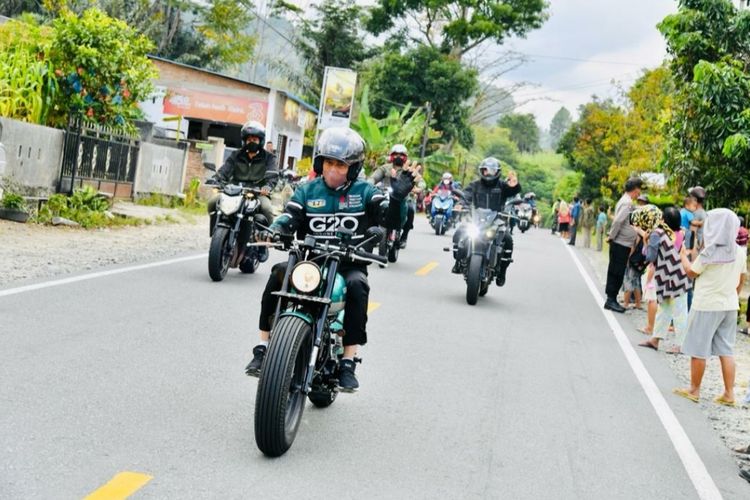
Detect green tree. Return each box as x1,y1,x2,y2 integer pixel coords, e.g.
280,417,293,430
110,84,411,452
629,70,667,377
366,0,549,59
48,7,157,130
548,107,572,151
658,0,750,206
498,113,540,153
285,0,371,101
557,99,626,200
365,45,478,148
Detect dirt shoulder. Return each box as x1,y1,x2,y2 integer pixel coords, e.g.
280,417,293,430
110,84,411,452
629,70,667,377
0,215,209,286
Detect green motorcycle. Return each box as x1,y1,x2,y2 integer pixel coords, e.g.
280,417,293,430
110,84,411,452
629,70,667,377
253,228,386,457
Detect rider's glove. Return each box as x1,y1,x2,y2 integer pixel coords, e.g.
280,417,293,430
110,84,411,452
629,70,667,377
389,170,416,202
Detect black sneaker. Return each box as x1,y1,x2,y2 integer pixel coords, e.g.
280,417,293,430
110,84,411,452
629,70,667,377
338,359,359,392
451,261,462,274
495,273,506,287
245,345,267,377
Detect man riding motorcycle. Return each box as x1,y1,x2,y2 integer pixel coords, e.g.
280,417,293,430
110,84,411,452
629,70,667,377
368,144,425,249
208,121,278,231
245,128,418,391
451,157,521,286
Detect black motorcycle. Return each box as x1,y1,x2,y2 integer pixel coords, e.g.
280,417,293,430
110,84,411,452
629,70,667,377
453,208,515,305
252,228,386,457
205,177,269,281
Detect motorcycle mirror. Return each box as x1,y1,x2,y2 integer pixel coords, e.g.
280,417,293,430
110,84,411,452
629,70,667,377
365,227,384,240
443,247,451,252
203,162,216,172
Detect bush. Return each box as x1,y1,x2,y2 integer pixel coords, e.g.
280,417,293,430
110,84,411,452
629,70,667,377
37,186,113,228
1,192,27,212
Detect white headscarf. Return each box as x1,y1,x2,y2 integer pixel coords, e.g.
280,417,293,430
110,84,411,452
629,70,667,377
699,208,740,264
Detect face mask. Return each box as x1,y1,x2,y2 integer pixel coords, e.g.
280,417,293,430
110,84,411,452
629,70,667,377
443,179,450,185
244,142,261,154
392,156,405,167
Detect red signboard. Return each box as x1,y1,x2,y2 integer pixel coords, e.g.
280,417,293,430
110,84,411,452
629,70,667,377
163,87,268,125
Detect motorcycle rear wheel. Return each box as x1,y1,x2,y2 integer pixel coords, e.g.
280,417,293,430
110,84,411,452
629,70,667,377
208,227,231,281
466,254,482,305
254,316,312,457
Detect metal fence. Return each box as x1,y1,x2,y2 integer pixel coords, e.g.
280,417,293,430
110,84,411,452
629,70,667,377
58,118,140,197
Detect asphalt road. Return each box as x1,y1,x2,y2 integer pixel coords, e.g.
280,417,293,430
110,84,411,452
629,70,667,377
1,216,748,499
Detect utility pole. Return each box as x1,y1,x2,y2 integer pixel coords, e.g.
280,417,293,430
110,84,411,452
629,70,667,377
419,101,432,164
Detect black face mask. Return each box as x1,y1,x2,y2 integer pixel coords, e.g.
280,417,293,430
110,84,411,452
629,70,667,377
244,142,262,154
392,156,405,167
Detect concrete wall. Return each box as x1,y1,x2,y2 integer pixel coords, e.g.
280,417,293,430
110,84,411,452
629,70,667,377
0,117,63,193
134,142,188,196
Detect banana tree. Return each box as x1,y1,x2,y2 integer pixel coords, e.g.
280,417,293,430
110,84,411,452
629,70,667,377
353,85,431,172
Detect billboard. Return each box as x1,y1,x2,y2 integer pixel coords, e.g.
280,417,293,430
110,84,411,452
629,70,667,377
317,67,357,130
163,88,268,125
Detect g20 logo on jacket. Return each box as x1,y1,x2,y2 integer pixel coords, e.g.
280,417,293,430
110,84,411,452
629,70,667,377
308,215,360,233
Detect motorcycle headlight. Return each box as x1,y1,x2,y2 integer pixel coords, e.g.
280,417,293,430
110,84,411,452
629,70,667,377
218,194,242,215
291,262,322,294
467,224,480,240
485,228,497,239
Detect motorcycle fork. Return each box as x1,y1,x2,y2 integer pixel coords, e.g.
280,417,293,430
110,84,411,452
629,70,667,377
302,258,339,394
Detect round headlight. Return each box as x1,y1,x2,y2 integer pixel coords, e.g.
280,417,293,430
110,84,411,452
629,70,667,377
291,262,322,294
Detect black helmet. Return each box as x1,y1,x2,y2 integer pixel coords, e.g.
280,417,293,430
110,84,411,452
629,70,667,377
478,157,501,182
313,127,366,181
241,120,266,144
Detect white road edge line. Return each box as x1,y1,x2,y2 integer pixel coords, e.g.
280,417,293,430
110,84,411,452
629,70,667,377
0,254,207,298
564,242,723,500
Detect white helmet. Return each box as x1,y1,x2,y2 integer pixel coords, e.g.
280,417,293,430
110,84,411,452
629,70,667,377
441,172,453,184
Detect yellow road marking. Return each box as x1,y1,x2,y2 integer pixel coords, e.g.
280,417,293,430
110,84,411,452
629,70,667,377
415,261,439,276
84,472,153,500
367,302,381,313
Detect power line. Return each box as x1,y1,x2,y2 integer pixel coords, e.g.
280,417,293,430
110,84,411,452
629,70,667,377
519,52,646,67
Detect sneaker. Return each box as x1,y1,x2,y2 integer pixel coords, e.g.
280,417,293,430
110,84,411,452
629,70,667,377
495,274,506,287
451,261,462,274
245,345,267,377
398,239,408,249
338,359,359,392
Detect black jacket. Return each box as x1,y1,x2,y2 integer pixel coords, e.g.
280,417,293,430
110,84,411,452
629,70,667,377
463,177,522,212
217,148,278,189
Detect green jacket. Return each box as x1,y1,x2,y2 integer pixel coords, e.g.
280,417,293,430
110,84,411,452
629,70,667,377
271,178,407,246
217,148,278,189
368,162,425,202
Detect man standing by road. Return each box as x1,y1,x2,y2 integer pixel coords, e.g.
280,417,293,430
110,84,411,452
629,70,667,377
568,196,582,246
604,178,643,312
581,199,595,249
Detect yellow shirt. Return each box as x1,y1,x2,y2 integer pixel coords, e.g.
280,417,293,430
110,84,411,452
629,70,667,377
691,246,747,311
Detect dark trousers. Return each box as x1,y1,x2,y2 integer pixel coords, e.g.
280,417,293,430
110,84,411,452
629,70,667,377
401,201,416,240
568,223,579,245
605,242,631,301
259,262,370,346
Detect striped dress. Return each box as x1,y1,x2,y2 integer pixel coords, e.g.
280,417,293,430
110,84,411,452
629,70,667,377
652,228,691,303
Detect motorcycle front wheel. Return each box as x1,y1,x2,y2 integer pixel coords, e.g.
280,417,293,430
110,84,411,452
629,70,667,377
388,241,400,262
208,227,232,281
434,216,443,236
466,254,483,305
255,316,312,457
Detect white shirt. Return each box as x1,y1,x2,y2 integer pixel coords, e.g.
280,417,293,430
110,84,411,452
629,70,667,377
691,245,748,311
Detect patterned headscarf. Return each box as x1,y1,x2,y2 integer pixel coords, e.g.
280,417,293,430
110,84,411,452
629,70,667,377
630,204,674,241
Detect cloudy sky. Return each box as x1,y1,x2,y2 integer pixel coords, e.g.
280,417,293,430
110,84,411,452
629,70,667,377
499,0,679,129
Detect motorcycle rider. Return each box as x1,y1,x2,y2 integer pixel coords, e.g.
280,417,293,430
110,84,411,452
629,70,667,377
368,144,425,249
245,128,418,391
208,121,278,233
451,157,521,286
524,192,538,226
430,172,463,221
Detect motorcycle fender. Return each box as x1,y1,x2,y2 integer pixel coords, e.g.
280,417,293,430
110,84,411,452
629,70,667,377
279,310,315,325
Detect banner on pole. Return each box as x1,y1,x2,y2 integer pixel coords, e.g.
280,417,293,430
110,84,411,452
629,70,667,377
317,67,357,130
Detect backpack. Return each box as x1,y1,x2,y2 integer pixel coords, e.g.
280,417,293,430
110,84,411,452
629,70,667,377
628,238,647,274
